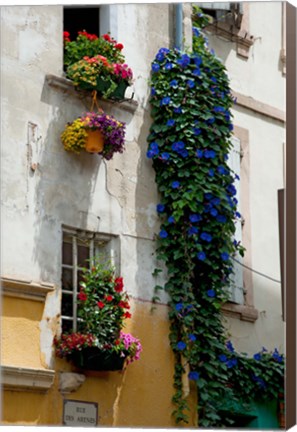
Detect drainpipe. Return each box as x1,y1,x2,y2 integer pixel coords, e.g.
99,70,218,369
175,3,183,50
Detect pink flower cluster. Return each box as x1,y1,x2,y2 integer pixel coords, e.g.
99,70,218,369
120,331,142,364
113,63,133,81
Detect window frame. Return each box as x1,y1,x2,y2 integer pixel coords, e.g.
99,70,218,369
61,226,120,333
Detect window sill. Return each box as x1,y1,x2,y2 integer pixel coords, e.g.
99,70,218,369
1,365,55,393
1,276,55,302
45,74,139,115
222,303,258,322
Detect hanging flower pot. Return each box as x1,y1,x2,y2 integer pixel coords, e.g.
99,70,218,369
61,110,126,160
85,130,105,153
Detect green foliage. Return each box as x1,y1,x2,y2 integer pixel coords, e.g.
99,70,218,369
147,10,285,427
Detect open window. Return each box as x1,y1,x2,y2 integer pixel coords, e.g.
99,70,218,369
61,226,120,333
63,6,100,40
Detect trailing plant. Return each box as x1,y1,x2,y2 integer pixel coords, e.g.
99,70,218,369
146,9,284,428
61,109,126,160
54,257,142,366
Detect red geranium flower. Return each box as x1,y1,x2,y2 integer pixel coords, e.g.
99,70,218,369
115,277,124,292
115,43,124,50
124,311,132,319
97,301,105,309
78,291,87,301
106,295,113,302
103,34,111,42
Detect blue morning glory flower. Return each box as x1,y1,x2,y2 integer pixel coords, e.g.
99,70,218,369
175,303,183,312
207,117,215,124
208,169,214,177
188,226,198,236
171,181,180,189
210,208,218,217
152,63,160,72
193,55,202,66
221,252,229,261
193,127,201,135
156,203,165,213
227,358,238,368
200,232,212,242
165,62,173,70
150,142,159,152
180,149,189,158
211,76,217,83
235,211,241,218
176,341,186,351
151,87,156,96
214,106,225,113
172,141,185,151
229,124,234,131
218,166,227,175
189,334,197,342
227,184,237,196
190,214,202,223
207,289,216,298
160,96,171,106
156,52,165,62
192,27,200,37
168,215,175,224
219,354,228,362
177,54,191,68
205,193,213,200
211,198,220,206
159,229,168,238
167,119,175,127
226,341,235,352
170,79,178,87
197,251,206,261
253,353,262,361
174,107,182,114
187,80,195,88
146,150,154,159
204,150,216,159
196,149,203,158
161,152,170,161
193,68,201,76
188,371,200,381
217,215,227,223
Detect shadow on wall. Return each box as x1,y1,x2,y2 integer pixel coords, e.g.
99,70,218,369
31,79,103,285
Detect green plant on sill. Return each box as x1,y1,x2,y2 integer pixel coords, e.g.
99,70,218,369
146,8,285,428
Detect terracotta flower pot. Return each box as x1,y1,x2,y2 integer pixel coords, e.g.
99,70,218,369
85,130,104,153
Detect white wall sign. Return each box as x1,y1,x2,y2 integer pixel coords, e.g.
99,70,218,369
63,399,98,427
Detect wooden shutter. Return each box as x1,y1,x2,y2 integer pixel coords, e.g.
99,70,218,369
226,137,245,304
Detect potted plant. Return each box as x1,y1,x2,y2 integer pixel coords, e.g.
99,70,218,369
63,31,133,100
61,110,126,160
54,258,142,371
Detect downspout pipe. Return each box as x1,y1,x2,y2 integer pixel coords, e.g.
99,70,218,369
175,3,183,51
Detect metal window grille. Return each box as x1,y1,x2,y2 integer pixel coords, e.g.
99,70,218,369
61,227,119,333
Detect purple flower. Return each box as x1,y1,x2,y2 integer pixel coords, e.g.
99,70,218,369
207,289,216,298
159,229,168,238
156,203,165,213
171,181,180,189
197,251,206,261
227,358,238,368
188,371,200,381
218,166,227,175
146,150,155,159
235,211,241,218
221,252,229,261
176,341,186,351
172,141,185,151
167,119,175,127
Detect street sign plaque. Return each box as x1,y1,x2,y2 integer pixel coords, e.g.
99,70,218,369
63,399,98,427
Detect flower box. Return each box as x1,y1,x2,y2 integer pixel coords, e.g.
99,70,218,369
77,77,129,101
70,347,127,371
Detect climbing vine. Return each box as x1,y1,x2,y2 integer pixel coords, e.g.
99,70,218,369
147,9,284,428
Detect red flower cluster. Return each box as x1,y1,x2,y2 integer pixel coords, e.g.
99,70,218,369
63,31,70,43
54,332,95,358
115,277,124,292
78,290,87,301
102,34,124,50
78,30,98,41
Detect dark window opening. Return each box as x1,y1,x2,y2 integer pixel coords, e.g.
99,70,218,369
64,7,100,40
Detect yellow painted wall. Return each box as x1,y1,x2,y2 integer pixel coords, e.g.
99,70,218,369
1,297,198,427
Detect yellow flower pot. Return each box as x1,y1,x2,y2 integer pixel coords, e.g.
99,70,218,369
85,130,104,153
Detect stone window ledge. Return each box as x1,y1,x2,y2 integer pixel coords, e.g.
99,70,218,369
1,365,55,393
1,276,55,302
45,74,139,115
222,303,259,323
